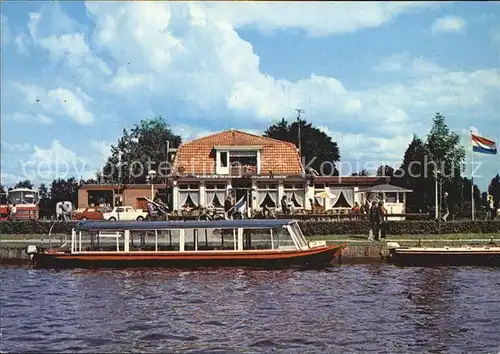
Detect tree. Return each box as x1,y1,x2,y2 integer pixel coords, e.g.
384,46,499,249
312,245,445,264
38,183,52,219
392,134,433,212
0,185,5,194
424,113,466,215
14,180,33,189
264,118,340,175
102,116,182,184
488,174,500,210
351,169,370,176
50,178,79,208
376,165,394,177
425,112,466,179
38,183,49,200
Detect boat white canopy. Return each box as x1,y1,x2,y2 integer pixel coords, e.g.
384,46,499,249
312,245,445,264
70,219,314,254
75,219,297,231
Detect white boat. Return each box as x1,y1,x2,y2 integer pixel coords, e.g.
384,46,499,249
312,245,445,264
26,219,346,269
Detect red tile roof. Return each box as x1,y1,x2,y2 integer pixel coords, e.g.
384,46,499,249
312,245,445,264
172,130,303,176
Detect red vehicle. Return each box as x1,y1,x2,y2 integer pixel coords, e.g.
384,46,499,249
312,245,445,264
72,207,106,221
0,188,39,221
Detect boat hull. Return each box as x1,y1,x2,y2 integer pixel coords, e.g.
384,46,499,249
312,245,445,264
388,249,500,267
31,245,345,270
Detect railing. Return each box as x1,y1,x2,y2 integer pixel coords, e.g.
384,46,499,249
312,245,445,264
229,165,258,176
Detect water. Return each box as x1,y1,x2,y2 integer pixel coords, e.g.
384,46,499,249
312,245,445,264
1,265,499,353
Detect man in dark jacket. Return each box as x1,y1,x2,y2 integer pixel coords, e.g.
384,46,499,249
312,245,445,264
369,201,379,241
224,195,234,219
378,201,387,239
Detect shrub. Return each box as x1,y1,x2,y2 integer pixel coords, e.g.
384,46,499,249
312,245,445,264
1,219,499,236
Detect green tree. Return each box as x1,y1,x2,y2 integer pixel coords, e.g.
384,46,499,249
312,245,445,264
38,183,49,200
50,178,79,208
424,113,466,215
425,112,466,177
14,180,34,189
376,165,394,177
351,169,370,176
264,118,340,175
102,116,182,184
0,184,5,194
38,183,52,219
488,174,500,215
392,134,433,212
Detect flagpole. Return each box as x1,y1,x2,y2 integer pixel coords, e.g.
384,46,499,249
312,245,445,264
471,134,475,221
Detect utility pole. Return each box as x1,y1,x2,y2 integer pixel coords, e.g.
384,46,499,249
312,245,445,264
295,109,304,157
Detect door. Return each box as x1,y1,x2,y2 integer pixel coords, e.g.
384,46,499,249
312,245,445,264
231,178,251,210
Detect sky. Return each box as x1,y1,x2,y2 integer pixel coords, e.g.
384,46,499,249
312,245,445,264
1,1,499,191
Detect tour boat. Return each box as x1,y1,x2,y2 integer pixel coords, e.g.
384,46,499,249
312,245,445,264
387,242,500,267
26,219,345,269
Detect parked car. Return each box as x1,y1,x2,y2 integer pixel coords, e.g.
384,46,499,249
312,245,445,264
102,206,148,221
72,207,107,221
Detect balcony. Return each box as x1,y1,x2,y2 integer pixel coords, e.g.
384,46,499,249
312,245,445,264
230,165,258,176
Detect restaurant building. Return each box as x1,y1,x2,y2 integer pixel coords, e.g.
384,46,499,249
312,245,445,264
169,129,390,212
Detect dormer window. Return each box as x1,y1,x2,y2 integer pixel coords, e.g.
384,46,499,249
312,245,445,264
220,152,228,168
215,146,261,175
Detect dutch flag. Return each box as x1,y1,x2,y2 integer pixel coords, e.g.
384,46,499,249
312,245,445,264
472,133,497,155
234,196,246,214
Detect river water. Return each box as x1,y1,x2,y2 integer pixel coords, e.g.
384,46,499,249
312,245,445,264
1,264,499,353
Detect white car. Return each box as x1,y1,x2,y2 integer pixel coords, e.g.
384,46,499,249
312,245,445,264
102,206,148,221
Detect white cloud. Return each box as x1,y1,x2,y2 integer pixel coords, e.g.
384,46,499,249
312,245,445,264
37,33,112,76
203,2,439,36
431,15,466,34
1,141,31,153
14,34,29,55
13,83,95,125
17,140,106,183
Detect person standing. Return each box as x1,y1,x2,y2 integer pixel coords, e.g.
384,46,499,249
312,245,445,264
370,201,379,241
224,195,233,220
9,204,17,222
441,192,449,222
281,195,290,215
378,201,388,239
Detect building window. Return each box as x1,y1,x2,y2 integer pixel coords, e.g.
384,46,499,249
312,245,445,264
283,183,305,208
385,192,398,203
205,183,226,207
178,184,199,208
220,152,228,168
330,188,355,208
257,183,278,208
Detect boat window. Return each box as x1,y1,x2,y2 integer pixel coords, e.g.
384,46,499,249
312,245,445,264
242,229,274,250
129,230,180,251
184,228,237,251
272,227,297,250
73,230,124,252
289,222,308,249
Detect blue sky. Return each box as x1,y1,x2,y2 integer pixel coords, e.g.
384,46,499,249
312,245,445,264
1,1,499,191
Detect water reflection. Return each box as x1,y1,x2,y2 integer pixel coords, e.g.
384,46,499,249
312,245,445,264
1,265,499,353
